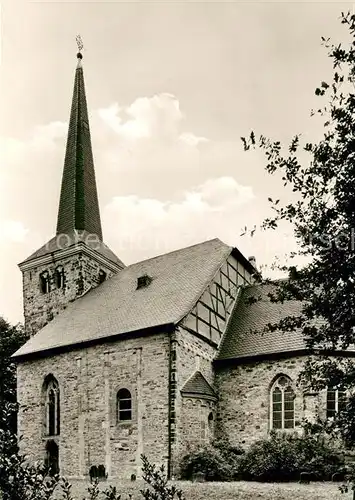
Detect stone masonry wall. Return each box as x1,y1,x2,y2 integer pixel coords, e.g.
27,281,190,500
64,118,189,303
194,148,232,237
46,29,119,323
215,356,312,448
22,252,116,337
172,327,217,473
17,332,170,480
180,398,215,452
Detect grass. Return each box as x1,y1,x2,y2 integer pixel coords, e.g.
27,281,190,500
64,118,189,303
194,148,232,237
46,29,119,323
63,479,352,500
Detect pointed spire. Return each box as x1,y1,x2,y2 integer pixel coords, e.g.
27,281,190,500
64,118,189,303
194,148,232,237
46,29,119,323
56,50,103,240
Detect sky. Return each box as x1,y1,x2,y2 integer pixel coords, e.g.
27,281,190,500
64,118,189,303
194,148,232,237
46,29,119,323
0,0,353,325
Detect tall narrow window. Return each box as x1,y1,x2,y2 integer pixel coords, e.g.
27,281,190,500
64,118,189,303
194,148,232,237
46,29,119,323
200,420,206,439
45,440,59,476
45,377,60,436
271,375,295,430
207,412,214,437
117,388,132,422
55,266,64,289
40,271,50,294
327,388,346,418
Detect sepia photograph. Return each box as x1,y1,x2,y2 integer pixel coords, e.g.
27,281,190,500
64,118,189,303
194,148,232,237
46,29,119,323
1,1,355,499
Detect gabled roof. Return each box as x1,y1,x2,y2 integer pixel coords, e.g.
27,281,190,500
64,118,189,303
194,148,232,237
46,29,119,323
217,283,306,361
19,230,124,268
56,53,103,240
181,371,217,399
217,283,355,362
14,238,232,359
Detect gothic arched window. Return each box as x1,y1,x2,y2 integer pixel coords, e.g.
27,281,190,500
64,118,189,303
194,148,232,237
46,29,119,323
117,388,132,422
44,377,60,436
326,388,346,418
270,375,295,430
40,271,50,294
55,266,64,289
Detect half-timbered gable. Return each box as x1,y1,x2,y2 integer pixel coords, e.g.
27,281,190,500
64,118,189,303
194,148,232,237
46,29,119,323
181,253,254,346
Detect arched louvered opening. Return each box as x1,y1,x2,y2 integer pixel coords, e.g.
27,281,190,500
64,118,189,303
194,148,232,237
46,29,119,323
40,271,50,294
55,266,65,289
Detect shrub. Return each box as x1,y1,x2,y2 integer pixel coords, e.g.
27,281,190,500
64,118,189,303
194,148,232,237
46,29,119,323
179,439,244,481
0,447,180,500
59,478,75,500
238,431,345,482
0,449,60,500
140,454,185,499
180,446,231,481
213,437,244,466
102,484,131,500
0,416,61,500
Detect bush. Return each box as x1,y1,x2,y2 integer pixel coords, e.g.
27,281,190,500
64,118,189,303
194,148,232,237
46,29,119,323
179,439,244,481
180,432,345,483
0,448,181,500
238,431,344,482
140,455,185,499
0,447,60,500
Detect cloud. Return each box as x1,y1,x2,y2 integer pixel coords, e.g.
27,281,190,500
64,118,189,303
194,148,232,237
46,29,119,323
0,122,66,232
198,176,254,208
0,121,67,166
102,173,298,277
98,93,189,141
103,176,255,260
31,121,67,149
94,94,208,184
179,132,208,147
0,92,295,324
0,220,29,244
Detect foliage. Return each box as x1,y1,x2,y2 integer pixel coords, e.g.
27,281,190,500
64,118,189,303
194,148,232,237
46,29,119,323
0,449,182,500
140,455,185,499
179,439,244,481
101,484,132,500
0,445,60,500
241,11,355,459
237,431,344,482
212,437,244,461
180,434,342,483
0,403,62,500
84,479,101,500
179,446,233,481
59,478,75,500
0,317,30,498
0,317,28,433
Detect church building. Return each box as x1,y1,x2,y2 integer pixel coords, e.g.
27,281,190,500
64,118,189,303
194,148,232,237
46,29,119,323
13,51,347,480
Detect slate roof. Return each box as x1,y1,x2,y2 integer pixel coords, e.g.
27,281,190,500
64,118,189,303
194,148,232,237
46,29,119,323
217,283,307,360
14,238,232,359
56,53,103,240
20,230,124,268
181,371,217,399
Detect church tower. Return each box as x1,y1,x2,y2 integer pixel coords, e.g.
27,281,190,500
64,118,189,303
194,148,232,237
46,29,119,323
19,50,124,337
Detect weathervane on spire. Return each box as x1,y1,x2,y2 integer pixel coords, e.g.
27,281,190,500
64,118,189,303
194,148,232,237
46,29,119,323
76,34,84,60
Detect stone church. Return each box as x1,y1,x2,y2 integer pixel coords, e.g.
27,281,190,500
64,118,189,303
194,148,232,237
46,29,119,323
13,51,348,480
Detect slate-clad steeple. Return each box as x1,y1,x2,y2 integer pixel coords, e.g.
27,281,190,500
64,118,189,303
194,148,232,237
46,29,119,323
19,49,124,338
56,52,103,240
